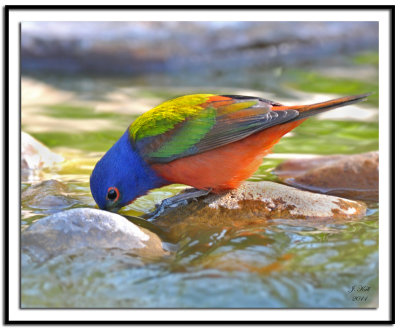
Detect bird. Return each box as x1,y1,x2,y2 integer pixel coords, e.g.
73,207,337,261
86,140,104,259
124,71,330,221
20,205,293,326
90,93,370,214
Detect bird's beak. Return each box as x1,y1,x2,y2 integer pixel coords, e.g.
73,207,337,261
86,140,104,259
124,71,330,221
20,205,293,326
105,203,121,213
103,197,124,212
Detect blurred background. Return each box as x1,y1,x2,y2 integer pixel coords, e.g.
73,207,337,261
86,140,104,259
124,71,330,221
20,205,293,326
21,21,379,308
22,21,378,75
21,21,379,151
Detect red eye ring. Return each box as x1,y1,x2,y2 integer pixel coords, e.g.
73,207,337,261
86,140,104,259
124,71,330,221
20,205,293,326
106,186,120,201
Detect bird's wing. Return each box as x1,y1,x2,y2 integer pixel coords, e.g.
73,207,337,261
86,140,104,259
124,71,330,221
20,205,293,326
130,94,299,163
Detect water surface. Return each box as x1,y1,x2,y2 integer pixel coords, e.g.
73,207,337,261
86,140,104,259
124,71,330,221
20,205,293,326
21,55,379,308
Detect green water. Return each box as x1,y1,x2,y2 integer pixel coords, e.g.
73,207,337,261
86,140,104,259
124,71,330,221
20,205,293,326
21,52,379,308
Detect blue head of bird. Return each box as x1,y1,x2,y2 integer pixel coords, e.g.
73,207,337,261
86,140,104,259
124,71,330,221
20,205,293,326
90,130,167,212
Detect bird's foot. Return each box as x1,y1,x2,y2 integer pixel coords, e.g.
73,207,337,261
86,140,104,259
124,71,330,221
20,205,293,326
144,188,211,221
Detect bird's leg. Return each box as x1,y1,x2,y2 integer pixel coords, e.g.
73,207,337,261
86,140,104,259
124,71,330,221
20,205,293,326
144,188,211,221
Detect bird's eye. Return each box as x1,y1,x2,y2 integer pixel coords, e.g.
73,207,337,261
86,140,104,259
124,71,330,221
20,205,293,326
106,187,119,202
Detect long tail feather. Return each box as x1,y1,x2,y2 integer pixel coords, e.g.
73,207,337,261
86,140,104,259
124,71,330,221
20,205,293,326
277,93,372,122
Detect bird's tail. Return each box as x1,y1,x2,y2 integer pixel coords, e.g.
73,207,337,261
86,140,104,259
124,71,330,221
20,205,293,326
274,93,372,122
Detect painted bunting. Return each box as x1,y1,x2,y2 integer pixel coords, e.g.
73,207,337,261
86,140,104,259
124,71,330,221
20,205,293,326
90,93,369,213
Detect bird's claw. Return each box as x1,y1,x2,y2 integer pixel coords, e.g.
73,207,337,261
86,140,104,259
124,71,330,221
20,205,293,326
143,188,211,221
144,198,188,221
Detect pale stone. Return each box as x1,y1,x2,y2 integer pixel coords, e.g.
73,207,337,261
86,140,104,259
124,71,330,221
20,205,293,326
21,132,64,170
22,208,166,262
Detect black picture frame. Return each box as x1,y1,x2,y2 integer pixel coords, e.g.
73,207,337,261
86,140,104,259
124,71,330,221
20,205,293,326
4,4,395,325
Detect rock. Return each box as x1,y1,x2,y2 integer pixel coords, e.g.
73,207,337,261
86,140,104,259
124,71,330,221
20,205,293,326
22,179,78,213
152,182,367,236
21,132,63,181
21,132,64,170
21,22,378,75
22,208,166,262
274,152,378,201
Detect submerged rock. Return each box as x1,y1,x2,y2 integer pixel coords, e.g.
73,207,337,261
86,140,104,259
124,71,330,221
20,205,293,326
22,179,78,213
152,182,367,232
274,152,378,201
22,208,166,262
21,132,63,181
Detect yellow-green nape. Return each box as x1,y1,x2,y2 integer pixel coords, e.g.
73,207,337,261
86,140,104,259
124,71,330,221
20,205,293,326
129,94,215,141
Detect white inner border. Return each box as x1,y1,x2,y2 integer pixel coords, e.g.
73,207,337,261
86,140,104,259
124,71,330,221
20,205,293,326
8,8,391,322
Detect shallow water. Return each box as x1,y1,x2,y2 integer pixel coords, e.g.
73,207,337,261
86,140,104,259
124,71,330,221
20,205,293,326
21,55,379,308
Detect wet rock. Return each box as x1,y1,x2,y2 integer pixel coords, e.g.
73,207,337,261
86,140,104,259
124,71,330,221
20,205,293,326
274,152,378,201
22,179,78,213
22,208,166,262
21,132,63,181
152,182,367,234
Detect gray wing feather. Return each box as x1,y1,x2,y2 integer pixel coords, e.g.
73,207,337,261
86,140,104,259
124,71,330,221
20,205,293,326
149,109,299,163
194,109,299,153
